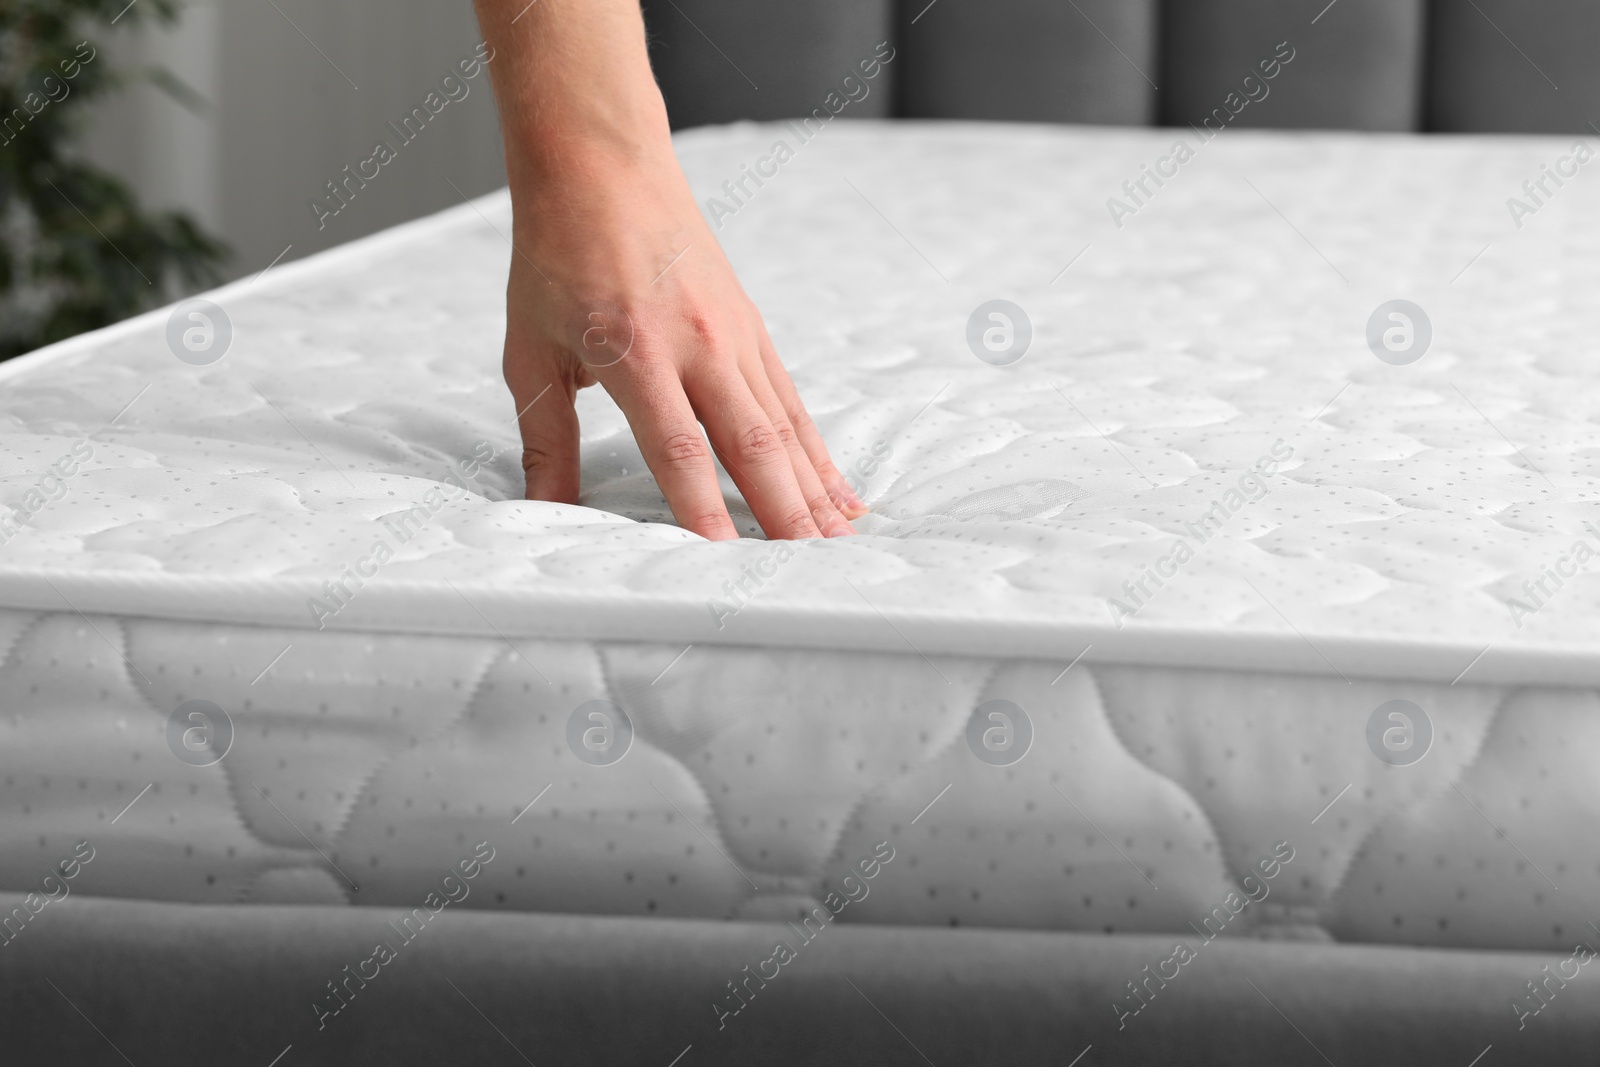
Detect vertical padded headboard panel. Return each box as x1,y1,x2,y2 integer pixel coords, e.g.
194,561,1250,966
895,0,1157,125
1159,0,1426,131
641,0,895,130
1428,0,1599,133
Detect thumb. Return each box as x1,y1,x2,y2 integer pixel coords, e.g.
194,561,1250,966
506,354,583,504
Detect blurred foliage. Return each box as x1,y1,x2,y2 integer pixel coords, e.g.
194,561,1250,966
0,0,228,360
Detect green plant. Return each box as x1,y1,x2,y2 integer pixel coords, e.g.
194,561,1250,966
0,0,227,360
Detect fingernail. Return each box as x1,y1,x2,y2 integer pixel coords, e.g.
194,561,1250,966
826,519,857,537
834,483,869,518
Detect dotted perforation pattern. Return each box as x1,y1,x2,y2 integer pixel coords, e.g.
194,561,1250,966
5,121,1600,945
6,124,1600,679
3,608,1597,951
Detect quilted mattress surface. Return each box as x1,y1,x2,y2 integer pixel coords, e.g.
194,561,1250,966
2,121,1598,953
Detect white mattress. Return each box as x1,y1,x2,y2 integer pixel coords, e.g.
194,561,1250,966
2,121,1597,952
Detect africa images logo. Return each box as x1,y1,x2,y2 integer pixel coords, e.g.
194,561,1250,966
713,841,896,1032
308,43,496,231
701,42,896,229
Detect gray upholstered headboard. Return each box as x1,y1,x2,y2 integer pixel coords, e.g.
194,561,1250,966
641,0,1597,134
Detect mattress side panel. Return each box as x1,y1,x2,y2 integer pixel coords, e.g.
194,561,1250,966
3,610,1592,954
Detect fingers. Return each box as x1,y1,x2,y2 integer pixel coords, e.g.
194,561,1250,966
683,366,825,541
509,289,853,542
601,362,740,541
739,355,855,537
754,326,868,519
505,349,582,504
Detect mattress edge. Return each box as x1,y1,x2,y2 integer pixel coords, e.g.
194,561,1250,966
0,568,1574,687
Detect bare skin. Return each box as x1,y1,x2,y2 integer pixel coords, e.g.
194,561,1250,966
472,0,865,540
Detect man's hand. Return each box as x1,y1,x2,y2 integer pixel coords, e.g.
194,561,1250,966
475,0,864,540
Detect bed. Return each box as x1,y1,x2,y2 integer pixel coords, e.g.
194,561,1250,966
3,119,1599,1063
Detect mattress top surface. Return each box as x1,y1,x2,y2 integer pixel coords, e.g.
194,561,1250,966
2,120,1598,683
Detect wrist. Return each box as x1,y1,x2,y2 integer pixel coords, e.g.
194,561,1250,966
516,131,675,191
502,86,677,189
506,130,698,242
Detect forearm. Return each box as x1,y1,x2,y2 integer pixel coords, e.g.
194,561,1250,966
472,0,678,196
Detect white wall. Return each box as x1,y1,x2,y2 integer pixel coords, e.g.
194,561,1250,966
84,0,507,282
